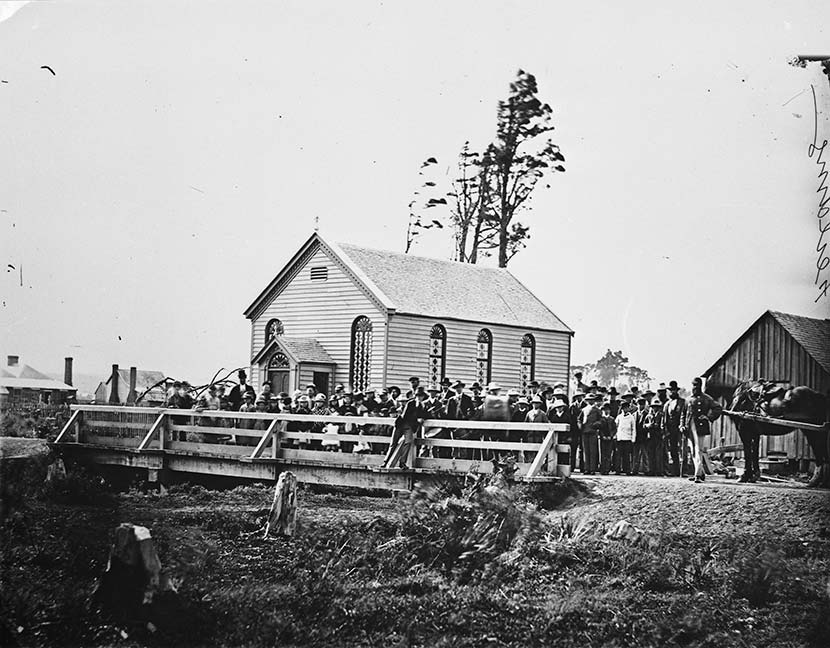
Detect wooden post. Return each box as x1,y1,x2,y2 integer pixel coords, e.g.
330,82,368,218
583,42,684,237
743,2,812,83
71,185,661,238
264,471,297,538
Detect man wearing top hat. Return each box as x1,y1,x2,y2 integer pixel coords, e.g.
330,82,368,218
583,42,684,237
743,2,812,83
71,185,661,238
228,370,257,411
439,376,453,403
470,382,484,408
662,380,687,476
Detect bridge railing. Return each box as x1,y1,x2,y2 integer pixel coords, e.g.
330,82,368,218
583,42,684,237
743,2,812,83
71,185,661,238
55,405,571,479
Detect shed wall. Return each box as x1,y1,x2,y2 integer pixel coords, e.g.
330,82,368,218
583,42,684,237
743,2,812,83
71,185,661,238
705,315,830,461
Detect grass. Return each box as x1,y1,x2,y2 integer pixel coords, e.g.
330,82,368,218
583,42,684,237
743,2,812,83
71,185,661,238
0,472,828,647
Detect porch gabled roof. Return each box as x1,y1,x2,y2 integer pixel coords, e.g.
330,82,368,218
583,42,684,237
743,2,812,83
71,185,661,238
252,336,335,366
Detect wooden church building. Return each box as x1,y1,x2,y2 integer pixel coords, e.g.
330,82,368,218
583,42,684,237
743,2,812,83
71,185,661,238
244,233,573,396
702,310,830,465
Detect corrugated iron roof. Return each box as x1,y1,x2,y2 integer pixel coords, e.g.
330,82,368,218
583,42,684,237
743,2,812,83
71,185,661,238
334,242,573,332
769,311,830,375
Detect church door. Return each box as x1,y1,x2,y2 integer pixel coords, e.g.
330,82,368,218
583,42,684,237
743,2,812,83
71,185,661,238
267,352,291,395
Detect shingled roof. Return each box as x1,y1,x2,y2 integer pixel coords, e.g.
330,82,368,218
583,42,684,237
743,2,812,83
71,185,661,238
244,233,572,333
333,241,572,333
769,311,830,374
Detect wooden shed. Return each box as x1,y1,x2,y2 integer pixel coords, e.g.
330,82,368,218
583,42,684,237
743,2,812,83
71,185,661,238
702,310,830,464
244,233,574,396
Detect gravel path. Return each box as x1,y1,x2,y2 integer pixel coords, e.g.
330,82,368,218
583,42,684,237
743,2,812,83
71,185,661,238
561,474,830,541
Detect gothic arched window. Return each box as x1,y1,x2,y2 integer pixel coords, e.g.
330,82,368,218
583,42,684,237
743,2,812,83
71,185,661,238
349,316,373,392
476,328,493,386
428,324,447,387
266,318,284,341
520,334,536,394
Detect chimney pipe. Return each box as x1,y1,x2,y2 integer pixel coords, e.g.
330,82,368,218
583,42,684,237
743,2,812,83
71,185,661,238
64,357,73,387
109,364,120,404
7,355,19,367
127,366,138,405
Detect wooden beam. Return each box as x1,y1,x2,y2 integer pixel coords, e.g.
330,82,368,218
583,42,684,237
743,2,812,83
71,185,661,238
250,419,280,459
55,410,81,443
525,429,557,479
423,420,569,432
415,438,543,451
169,424,265,438
84,420,151,430
138,413,167,451
723,410,829,432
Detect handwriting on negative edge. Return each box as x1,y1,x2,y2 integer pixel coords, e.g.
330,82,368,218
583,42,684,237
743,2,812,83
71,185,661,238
808,85,829,302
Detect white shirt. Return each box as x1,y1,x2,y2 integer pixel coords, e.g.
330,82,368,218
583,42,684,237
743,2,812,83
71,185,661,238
615,412,636,442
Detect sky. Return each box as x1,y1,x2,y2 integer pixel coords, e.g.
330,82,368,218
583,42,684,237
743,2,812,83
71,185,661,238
1,0,828,388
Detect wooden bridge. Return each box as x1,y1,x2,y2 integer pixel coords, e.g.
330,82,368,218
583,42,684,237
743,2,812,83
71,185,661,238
53,405,571,491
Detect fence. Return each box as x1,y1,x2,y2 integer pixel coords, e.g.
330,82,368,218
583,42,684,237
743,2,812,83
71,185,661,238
54,405,572,487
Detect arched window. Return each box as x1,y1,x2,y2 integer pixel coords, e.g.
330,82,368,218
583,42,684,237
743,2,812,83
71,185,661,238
520,334,536,394
428,324,447,387
476,328,492,386
349,316,373,392
268,352,289,369
266,318,284,340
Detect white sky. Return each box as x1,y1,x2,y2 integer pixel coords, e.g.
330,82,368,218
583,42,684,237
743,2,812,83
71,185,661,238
1,1,829,387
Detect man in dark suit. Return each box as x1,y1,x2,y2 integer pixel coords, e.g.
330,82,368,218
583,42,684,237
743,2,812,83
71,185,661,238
578,392,602,474
446,381,474,420
385,387,427,468
228,370,256,411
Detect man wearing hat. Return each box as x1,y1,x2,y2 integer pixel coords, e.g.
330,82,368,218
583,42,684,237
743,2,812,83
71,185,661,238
645,397,665,476
446,381,474,421
662,380,687,476
439,376,453,403
578,392,602,474
363,386,379,413
656,383,669,407
683,377,722,483
569,391,586,473
512,396,532,426
228,370,257,411
423,385,445,420
384,387,428,469
408,376,421,395
547,396,569,429
632,396,651,475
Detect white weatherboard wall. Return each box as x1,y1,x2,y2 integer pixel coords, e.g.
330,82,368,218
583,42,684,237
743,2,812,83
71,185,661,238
386,314,571,391
249,247,386,392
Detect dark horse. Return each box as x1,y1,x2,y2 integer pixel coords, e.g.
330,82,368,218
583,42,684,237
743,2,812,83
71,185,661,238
728,381,830,487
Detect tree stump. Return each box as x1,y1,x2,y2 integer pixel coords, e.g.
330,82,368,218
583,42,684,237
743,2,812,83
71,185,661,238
264,471,297,538
97,523,166,614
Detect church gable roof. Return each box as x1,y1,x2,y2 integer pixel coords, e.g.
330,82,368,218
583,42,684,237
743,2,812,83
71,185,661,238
245,233,572,333
334,242,572,332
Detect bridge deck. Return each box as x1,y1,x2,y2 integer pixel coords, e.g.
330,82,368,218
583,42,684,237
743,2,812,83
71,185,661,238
53,405,572,490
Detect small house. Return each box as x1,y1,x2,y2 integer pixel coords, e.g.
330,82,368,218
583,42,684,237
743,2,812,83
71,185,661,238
0,355,76,410
244,233,574,396
94,366,167,406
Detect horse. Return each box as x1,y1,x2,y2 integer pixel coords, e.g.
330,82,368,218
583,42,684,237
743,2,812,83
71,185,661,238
727,381,830,487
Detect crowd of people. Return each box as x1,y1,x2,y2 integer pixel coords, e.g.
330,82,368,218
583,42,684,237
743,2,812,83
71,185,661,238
163,369,723,481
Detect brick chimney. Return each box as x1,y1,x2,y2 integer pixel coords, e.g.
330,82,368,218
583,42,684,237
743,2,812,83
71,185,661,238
64,357,73,387
7,355,19,367
126,366,138,405
108,364,120,404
